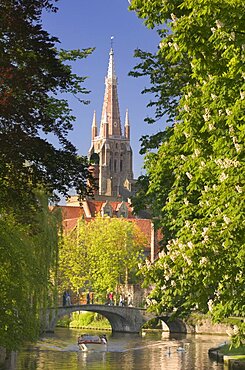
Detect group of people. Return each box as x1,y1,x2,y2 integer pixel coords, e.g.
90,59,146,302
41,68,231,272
62,290,133,307
105,292,133,307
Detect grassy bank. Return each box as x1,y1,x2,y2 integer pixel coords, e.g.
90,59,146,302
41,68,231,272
219,344,245,356
57,312,111,330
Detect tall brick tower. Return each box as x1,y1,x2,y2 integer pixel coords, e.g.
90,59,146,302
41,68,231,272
89,47,134,199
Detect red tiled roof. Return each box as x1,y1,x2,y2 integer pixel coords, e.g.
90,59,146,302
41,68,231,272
58,203,162,257
57,205,85,220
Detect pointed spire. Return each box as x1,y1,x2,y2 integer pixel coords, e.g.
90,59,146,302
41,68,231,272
92,110,97,126
91,110,97,140
125,109,129,126
100,43,122,137
107,47,116,80
124,109,130,139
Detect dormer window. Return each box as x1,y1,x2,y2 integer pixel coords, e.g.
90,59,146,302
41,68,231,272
117,202,128,218
101,202,112,217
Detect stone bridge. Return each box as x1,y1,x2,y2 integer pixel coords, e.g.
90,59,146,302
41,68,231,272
43,304,189,334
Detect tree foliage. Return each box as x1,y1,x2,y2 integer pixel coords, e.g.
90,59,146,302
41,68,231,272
0,0,94,351
0,0,94,216
0,193,61,350
58,216,147,296
129,0,245,333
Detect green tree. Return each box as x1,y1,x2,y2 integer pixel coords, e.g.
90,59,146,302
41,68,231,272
0,0,94,217
129,0,245,337
0,193,61,350
58,216,147,298
0,0,94,351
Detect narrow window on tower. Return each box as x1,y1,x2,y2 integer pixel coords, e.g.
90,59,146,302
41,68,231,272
109,158,112,170
120,160,123,172
114,159,117,172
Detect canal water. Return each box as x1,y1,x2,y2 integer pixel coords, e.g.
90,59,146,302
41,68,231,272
2,328,227,370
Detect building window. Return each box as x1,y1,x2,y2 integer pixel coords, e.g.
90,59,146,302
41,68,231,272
114,159,117,172
120,160,123,172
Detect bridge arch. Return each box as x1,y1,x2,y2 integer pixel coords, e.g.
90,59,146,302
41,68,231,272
44,304,189,334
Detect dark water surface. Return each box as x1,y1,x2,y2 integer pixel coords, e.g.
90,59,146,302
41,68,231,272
3,328,227,370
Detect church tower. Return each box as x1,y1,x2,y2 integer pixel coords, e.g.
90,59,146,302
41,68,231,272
89,47,134,199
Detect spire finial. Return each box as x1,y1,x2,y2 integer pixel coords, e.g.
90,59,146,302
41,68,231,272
110,36,114,49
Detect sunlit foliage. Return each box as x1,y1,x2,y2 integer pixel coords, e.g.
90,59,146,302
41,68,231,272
58,216,147,296
129,0,245,342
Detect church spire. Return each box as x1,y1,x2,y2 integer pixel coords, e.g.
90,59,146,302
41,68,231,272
100,41,122,138
89,43,134,198
91,110,97,140
107,47,116,80
124,108,130,139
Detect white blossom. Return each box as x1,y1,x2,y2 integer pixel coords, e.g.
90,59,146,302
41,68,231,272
226,108,232,116
235,185,243,193
184,131,190,138
183,255,192,265
186,172,192,180
200,256,208,265
191,225,197,235
187,241,194,249
203,235,209,242
181,154,187,160
202,227,208,236
184,198,189,205
194,148,200,156
215,158,240,168
171,13,177,22
234,142,241,153
203,108,211,121
173,43,179,51
240,91,244,100
211,93,217,100
223,215,231,225
215,20,224,28
208,123,215,130
211,27,216,33
184,104,190,112
219,172,228,182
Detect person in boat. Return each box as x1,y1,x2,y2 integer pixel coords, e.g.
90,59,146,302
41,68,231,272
100,334,107,344
78,334,107,345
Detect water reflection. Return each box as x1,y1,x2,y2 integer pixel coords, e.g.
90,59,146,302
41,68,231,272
1,328,226,370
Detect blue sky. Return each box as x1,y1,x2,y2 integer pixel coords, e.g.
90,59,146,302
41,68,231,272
42,0,165,178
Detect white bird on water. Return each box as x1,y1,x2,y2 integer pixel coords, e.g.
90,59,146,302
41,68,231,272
177,343,189,352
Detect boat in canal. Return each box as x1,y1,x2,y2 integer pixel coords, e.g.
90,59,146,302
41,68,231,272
77,334,108,351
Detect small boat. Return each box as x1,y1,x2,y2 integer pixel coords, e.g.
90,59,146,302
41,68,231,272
77,334,108,351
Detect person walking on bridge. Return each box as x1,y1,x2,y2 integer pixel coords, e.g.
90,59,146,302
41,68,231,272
86,292,90,304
